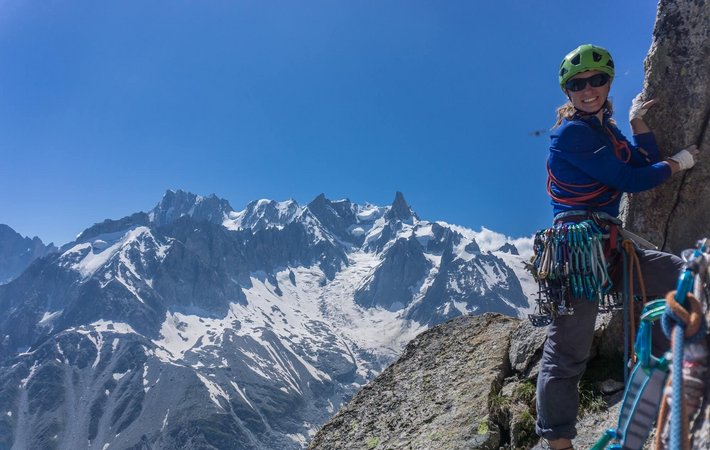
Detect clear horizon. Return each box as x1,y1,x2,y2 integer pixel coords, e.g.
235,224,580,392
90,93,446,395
0,1,659,246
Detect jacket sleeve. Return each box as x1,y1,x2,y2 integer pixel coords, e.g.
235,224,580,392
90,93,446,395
551,122,672,193
631,132,661,163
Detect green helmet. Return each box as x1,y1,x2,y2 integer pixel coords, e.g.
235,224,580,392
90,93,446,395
559,44,615,92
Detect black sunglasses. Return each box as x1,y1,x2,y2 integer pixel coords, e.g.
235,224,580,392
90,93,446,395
565,73,610,92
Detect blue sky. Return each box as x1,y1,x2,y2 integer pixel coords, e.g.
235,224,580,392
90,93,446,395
0,1,659,246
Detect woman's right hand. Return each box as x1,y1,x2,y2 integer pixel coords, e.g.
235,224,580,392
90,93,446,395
668,145,701,174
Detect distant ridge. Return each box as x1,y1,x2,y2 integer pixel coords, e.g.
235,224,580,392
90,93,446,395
0,190,534,449
0,224,57,284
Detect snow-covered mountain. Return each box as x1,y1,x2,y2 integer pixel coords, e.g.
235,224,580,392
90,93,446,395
0,224,57,285
0,190,535,449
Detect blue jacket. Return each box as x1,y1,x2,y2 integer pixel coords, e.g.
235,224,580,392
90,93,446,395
547,113,671,217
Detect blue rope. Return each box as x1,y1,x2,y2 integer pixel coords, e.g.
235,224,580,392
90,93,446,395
670,324,684,450
622,247,630,383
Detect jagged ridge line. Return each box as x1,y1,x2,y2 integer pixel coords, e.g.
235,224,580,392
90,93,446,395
661,104,710,250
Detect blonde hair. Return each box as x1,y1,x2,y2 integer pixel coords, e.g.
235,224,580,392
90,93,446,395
553,99,615,128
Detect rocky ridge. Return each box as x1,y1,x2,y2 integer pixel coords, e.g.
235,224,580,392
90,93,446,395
308,313,619,449
310,312,709,449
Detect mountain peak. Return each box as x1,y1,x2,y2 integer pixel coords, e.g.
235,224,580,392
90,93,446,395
497,243,519,255
150,189,234,226
0,224,57,284
306,194,359,242
385,192,418,223
0,224,53,247
307,193,354,209
226,198,300,231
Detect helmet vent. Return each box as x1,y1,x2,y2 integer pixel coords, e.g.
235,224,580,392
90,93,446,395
592,51,602,62
607,59,615,68
571,54,581,65
560,67,568,77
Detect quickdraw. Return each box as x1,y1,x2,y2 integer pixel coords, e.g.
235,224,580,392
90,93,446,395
528,219,618,326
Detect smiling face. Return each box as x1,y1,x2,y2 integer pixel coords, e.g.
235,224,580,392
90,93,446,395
566,70,611,114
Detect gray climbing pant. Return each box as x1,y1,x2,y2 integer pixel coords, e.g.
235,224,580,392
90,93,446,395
535,246,683,441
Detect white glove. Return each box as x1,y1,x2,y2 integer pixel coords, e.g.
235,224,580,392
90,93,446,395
629,96,656,122
668,145,700,171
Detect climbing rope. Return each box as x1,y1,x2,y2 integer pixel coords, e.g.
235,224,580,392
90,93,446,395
621,239,649,370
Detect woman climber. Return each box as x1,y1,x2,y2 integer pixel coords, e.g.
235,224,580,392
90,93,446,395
535,44,701,450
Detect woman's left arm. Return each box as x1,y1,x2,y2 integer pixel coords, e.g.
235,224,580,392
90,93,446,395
631,118,651,135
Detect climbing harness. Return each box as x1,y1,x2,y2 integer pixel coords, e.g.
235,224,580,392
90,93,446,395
528,212,621,326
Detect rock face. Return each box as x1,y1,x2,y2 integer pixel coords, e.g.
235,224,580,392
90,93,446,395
0,224,57,285
627,0,710,447
625,0,710,253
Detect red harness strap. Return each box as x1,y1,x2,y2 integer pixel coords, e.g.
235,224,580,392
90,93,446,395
606,224,619,257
